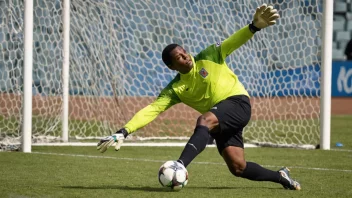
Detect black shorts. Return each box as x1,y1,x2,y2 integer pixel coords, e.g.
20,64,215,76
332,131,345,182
209,95,251,155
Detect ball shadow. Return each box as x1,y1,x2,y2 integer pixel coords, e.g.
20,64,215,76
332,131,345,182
62,185,175,192
62,185,279,192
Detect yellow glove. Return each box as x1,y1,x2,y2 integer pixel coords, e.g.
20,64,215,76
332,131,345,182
252,4,280,29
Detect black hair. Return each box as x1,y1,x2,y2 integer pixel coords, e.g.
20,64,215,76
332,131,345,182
162,43,180,66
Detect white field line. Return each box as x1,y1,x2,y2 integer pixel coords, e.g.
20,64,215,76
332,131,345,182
32,151,352,173
331,148,352,152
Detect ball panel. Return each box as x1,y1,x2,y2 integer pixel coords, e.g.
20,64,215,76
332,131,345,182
172,184,183,191
159,174,172,187
163,160,176,168
183,179,188,186
159,168,174,186
174,170,186,183
175,161,186,169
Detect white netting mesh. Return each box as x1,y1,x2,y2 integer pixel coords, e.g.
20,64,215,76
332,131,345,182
0,0,322,146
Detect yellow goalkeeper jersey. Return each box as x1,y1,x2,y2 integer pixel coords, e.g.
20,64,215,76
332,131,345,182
124,25,253,133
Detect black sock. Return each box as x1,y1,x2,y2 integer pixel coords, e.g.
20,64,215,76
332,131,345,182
240,162,290,186
178,125,209,167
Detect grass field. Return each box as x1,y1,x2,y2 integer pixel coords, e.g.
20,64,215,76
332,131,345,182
1,115,352,198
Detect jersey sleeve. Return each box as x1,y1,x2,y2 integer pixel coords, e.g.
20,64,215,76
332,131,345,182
220,25,254,60
194,43,223,64
123,75,181,133
194,25,254,64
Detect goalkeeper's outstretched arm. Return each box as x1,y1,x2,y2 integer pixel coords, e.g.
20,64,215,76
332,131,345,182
97,78,181,153
123,87,180,133
123,75,181,134
220,4,279,60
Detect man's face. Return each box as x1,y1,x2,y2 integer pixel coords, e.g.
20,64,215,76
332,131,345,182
168,46,193,74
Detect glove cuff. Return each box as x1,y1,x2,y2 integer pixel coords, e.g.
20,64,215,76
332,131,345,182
249,22,261,33
118,128,129,138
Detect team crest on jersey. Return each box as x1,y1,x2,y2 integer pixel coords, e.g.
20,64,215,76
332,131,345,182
199,68,208,78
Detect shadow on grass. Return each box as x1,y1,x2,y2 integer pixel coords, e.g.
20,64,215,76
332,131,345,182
62,185,279,192
63,185,172,192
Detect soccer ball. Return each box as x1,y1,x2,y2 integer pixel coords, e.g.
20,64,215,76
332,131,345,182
158,161,188,190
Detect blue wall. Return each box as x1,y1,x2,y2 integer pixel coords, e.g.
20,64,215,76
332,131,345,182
332,61,352,97
244,61,352,97
238,61,352,97
238,64,320,97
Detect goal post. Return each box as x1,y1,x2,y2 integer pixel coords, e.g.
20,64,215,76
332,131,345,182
22,0,34,153
62,0,70,143
320,0,333,150
0,0,332,151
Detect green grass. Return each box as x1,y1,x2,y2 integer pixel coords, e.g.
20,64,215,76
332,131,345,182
0,116,352,198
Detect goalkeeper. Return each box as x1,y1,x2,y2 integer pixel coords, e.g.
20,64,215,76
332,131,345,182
98,4,300,190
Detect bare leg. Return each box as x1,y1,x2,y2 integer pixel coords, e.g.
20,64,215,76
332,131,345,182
221,146,287,183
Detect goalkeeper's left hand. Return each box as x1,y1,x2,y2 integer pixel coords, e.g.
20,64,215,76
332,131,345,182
252,4,280,29
97,128,128,153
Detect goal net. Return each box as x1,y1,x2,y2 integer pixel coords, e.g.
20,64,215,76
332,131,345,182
0,0,322,148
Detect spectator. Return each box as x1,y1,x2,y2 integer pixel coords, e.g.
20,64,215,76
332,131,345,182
344,39,352,60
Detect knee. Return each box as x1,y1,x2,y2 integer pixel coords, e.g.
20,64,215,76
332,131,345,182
228,161,246,177
196,114,218,130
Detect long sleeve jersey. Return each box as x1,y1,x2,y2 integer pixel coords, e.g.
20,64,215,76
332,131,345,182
124,25,253,134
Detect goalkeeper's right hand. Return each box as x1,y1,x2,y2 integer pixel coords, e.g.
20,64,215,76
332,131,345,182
97,128,128,153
